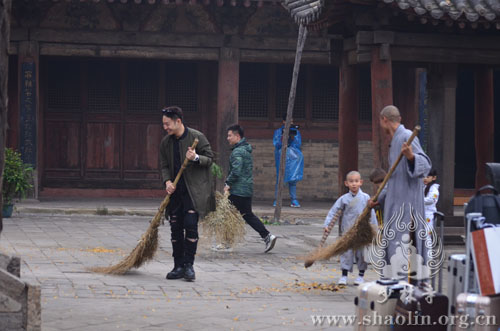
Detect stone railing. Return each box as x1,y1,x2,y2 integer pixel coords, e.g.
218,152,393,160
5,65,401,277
0,254,41,331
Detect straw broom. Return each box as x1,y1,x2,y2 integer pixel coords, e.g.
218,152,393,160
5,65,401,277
304,126,421,266
202,191,246,248
303,208,343,268
90,139,199,275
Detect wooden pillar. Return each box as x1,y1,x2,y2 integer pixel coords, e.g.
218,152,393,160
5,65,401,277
427,64,457,216
18,41,40,198
216,48,239,188
474,67,494,189
370,46,393,170
338,54,358,196
1,0,12,226
393,65,419,129
7,55,18,149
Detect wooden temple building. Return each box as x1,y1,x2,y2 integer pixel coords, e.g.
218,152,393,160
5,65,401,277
5,0,500,216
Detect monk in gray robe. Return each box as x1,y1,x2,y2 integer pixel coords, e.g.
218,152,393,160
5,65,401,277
374,105,432,280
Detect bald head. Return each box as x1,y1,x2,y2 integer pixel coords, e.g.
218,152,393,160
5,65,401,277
346,171,361,180
380,105,401,123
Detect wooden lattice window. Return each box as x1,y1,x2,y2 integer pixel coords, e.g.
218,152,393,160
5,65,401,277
312,66,339,120
239,63,268,119
358,67,372,122
276,64,306,119
165,62,197,112
47,59,81,112
127,61,159,113
88,60,120,113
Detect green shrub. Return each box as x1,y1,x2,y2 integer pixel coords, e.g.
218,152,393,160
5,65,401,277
2,148,33,205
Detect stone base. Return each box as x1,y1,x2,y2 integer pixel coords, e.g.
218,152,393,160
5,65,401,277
0,253,41,331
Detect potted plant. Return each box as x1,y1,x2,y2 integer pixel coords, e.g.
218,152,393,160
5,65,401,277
2,148,33,218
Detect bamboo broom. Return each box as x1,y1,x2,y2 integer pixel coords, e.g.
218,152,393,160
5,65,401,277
303,208,343,268
304,126,421,265
202,191,246,248
91,139,199,275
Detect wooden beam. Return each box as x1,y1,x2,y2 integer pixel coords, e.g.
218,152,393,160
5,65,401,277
356,31,374,45
36,43,331,64
391,46,500,65
427,64,457,216
216,47,239,190
27,28,225,48
392,32,500,50
39,43,220,61
240,49,330,64
338,54,358,196
373,31,395,45
474,67,495,189
14,28,331,52
370,46,393,170
230,35,330,51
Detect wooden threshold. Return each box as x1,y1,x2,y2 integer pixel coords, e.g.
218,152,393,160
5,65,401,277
40,188,165,198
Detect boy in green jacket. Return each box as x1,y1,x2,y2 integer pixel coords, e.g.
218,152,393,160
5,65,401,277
224,124,277,253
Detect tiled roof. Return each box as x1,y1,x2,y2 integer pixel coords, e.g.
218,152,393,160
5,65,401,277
38,0,278,7
382,0,500,22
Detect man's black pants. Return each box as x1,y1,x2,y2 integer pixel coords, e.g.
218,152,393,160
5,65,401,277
168,208,199,267
229,195,269,239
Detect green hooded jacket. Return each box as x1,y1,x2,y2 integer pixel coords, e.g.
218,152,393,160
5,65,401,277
225,138,253,197
159,127,215,219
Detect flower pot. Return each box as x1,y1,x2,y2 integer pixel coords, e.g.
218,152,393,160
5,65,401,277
2,204,14,218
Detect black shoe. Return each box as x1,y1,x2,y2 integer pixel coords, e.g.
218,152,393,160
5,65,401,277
184,263,195,281
166,266,185,280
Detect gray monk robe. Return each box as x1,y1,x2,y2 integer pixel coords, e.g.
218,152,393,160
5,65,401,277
324,189,377,272
377,124,432,276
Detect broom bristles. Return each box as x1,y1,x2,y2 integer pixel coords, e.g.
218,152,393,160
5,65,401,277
303,207,376,266
201,192,246,246
90,212,162,275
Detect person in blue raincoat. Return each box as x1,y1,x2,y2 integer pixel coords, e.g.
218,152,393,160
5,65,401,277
273,114,304,207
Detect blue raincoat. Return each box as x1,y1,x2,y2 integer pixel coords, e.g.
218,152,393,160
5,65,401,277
273,126,304,183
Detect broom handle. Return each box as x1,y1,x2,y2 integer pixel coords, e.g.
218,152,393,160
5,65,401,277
156,139,199,220
372,125,421,203
320,209,343,247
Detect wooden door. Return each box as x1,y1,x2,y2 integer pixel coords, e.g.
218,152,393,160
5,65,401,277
42,57,207,190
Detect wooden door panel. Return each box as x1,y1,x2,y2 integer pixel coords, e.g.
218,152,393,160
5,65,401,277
146,124,163,170
86,123,120,170
123,123,163,178
44,121,81,171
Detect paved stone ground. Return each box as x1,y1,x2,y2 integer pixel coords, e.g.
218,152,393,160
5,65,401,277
0,213,464,331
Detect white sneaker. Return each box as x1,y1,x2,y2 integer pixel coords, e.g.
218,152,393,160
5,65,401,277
338,276,348,285
354,276,364,285
264,234,277,253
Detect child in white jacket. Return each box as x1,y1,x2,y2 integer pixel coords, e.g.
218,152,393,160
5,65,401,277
423,168,439,231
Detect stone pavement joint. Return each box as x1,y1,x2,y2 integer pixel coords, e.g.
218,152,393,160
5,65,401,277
14,197,333,220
